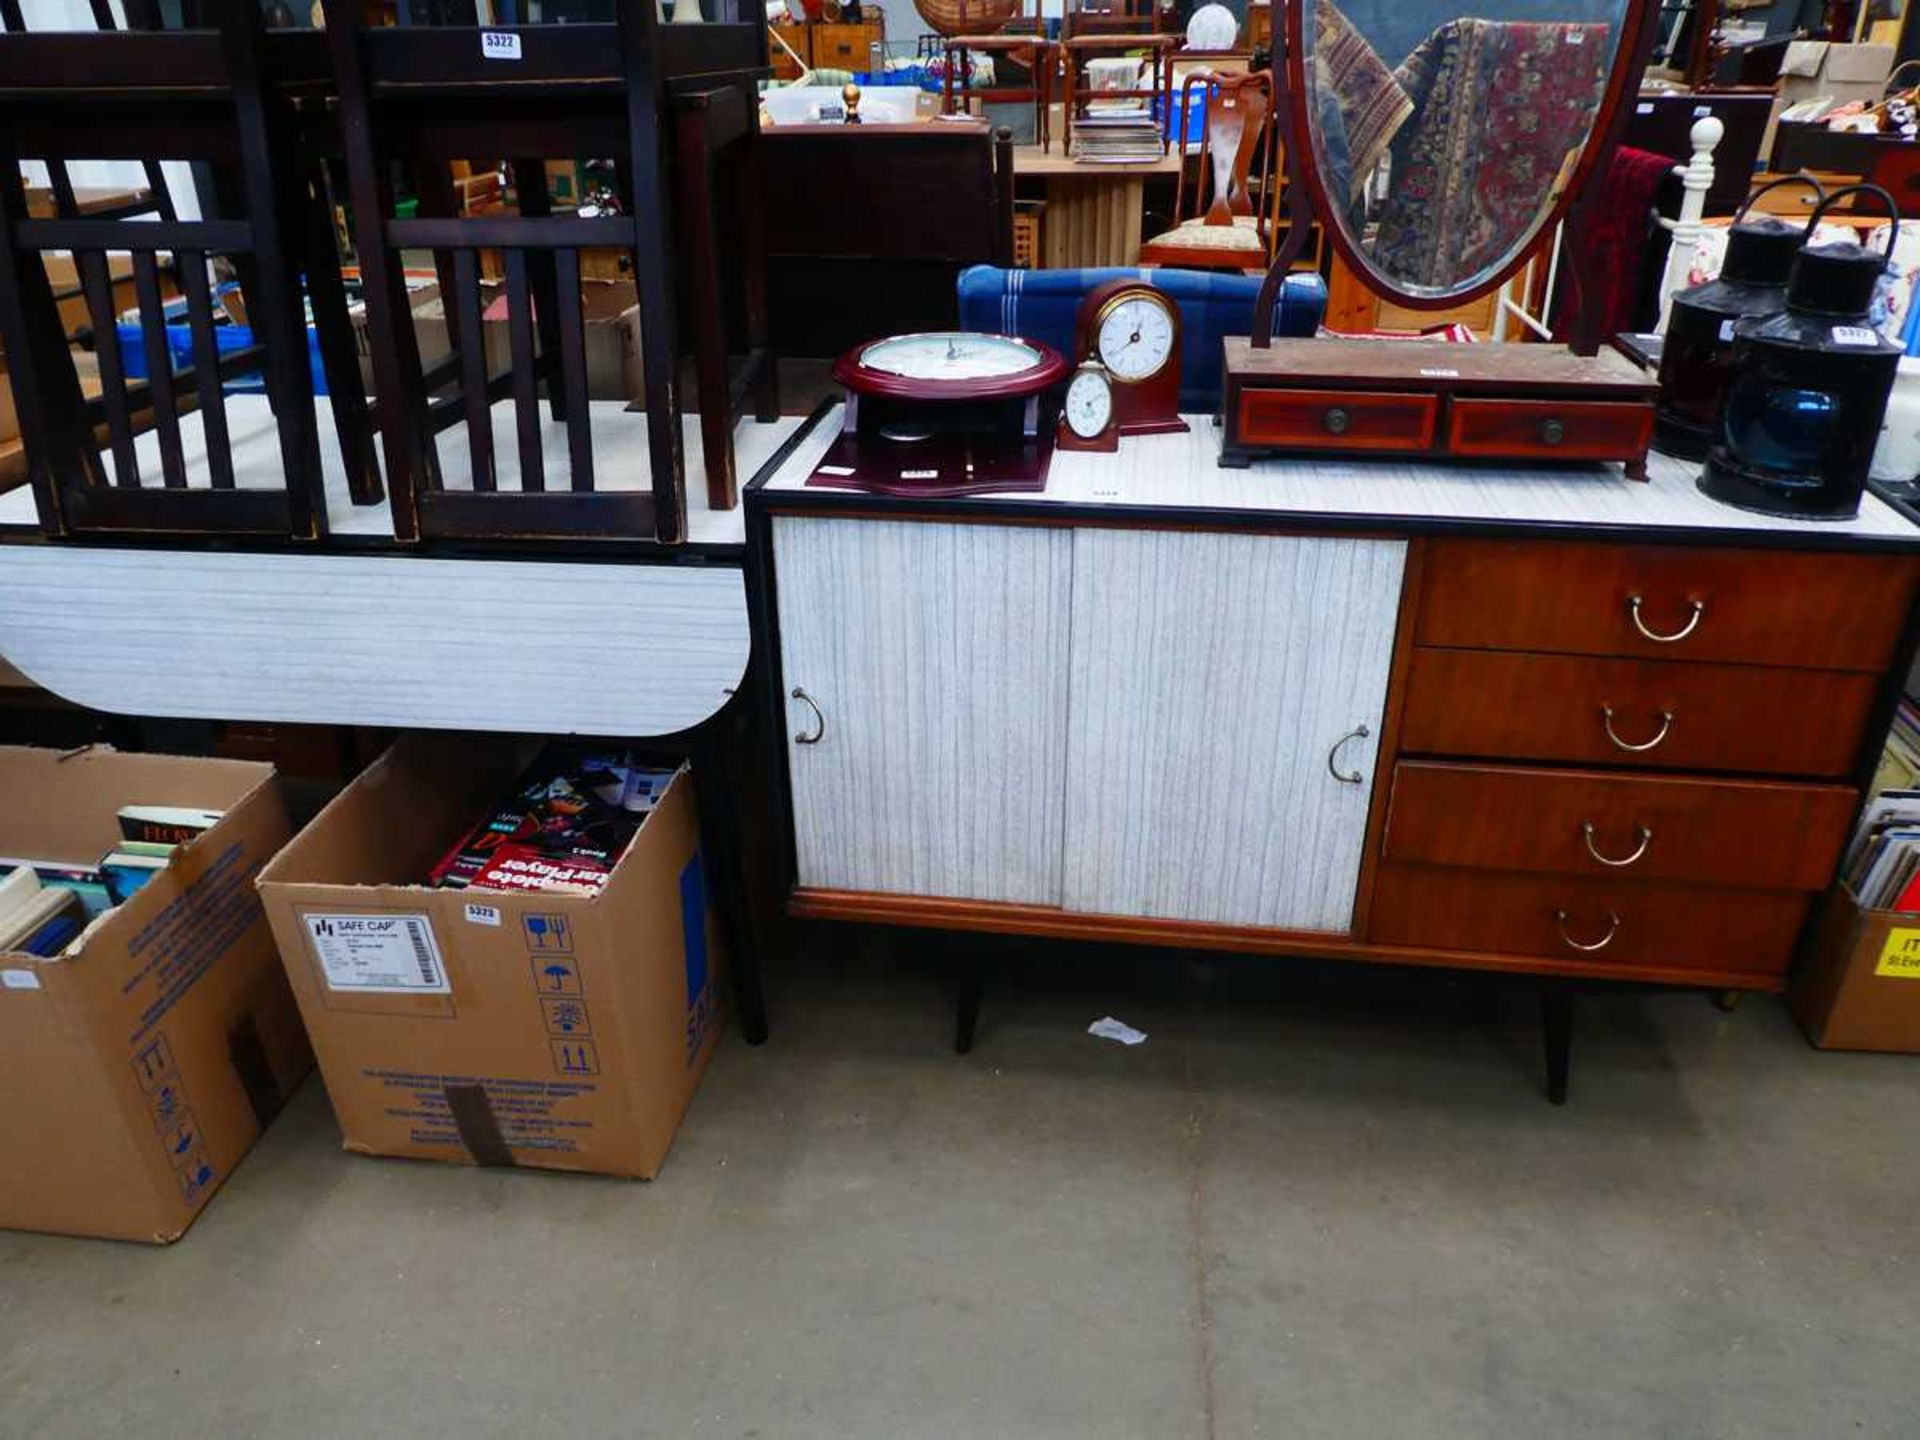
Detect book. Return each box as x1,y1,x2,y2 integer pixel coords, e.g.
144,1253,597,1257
0,858,113,918
0,865,40,930
115,839,179,860
427,745,675,896
19,909,83,957
101,850,170,904
117,804,222,847
0,886,84,954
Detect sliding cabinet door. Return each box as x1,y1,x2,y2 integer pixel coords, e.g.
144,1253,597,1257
1065,529,1406,931
773,516,1073,903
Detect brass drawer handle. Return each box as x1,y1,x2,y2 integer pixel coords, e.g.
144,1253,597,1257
1555,909,1620,952
1628,593,1705,643
791,687,825,745
1601,704,1672,753
1322,407,1352,436
1540,417,1566,446
1326,724,1370,783
1581,820,1652,868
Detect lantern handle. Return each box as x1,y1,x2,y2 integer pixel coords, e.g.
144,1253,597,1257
1805,184,1902,260
1733,173,1828,239
1884,58,1920,98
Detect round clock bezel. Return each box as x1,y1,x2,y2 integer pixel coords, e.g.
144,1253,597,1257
1091,288,1179,385
1063,363,1115,439
834,331,1071,402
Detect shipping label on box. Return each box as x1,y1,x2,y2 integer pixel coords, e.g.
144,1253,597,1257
303,912,449,993
1874,926,1920,979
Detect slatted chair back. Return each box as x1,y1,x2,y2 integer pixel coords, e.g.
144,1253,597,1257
322,0,766,544
0,1,352,539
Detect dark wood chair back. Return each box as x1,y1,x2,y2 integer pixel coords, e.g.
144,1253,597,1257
322,0,768,544
0,0,364,539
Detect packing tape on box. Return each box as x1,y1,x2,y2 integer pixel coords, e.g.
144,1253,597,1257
225,1012,286,1132
443,1083,516,1168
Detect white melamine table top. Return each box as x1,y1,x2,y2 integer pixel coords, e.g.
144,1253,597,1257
758,405,1920,545
0,401,807,734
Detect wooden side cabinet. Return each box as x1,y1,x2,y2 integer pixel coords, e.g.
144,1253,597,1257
746,431,1920,1096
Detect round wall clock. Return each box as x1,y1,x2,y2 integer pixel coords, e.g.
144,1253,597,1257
833,331,1069,401
1075,281,1188,436
813,331,1071,497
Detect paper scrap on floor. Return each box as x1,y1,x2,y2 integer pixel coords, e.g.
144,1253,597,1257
1088,1016,1148,1046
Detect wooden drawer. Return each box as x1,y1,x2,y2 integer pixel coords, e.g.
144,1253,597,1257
1382,762,1855,890
1446,397,1653,462
1400,648,1879,777
1369,864,1807,979
1236,388,1437,452
1418,539,1920,671
813,22,881,67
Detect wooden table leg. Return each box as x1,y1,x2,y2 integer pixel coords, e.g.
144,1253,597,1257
1041,173,1146,268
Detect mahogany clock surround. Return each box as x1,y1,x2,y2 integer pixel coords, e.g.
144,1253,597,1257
1075,279,1189,437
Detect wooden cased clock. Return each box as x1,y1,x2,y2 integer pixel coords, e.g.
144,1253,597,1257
1056,361,1120,452
1075,279,1188,437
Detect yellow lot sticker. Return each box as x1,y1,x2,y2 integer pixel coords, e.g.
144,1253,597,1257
1875,928,1920,980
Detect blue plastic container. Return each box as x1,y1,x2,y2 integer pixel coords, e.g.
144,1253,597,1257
117,319,332,396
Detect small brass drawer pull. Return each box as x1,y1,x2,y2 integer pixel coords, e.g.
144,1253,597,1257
1628,593,1705,643
1326,724,1370,783
791,687,826,745
1581,820,1652,867
1323,407,1352,436
1540,417,1566,446
1555,909,1621,952
1601,704,1672,753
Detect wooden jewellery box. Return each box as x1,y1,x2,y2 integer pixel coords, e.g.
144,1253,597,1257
1220,339,1657,478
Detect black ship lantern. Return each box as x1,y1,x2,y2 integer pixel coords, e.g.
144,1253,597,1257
1701,185,1905,520
1654,175,1825,460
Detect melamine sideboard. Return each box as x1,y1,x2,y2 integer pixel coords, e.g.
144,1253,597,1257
745,409,1920,1099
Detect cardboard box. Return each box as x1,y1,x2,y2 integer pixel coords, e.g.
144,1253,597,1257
256,737,724,1179
1768,41,1898,153
351,278,646,403
0,746,313,1243
1794,888,1920,1052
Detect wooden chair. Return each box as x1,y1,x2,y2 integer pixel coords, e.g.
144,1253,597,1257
940,0,1056,152
1139,69,1275,271
1060,0,1176,158
322,0,774,544
0,1,373,539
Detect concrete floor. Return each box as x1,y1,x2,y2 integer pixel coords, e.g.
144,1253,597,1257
3,936,1918,1440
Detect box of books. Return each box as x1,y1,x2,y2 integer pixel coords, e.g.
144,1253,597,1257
255,735,724,1180
1793,789,1920,1052
0,745,312,1242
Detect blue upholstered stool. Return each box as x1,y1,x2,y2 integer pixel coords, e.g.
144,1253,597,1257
955,266,1328,412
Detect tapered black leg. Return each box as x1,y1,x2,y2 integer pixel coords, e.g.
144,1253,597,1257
690,713,768,1046
955,950,985,1055
1542,984,1573,1106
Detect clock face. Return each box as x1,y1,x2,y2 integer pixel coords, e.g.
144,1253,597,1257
1095,292,1176,383
860,332,1047,382
1064,366,1114,439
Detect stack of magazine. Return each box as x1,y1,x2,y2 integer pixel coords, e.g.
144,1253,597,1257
428,744,675,896
1871,697,1920,795
1074,106,1164,163
1842,788,1920,911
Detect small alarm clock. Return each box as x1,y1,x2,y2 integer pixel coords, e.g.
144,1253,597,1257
1057,361,1119,452
1075,279,1188,436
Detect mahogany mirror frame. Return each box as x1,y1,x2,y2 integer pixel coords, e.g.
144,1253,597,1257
1250,0,1664,353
